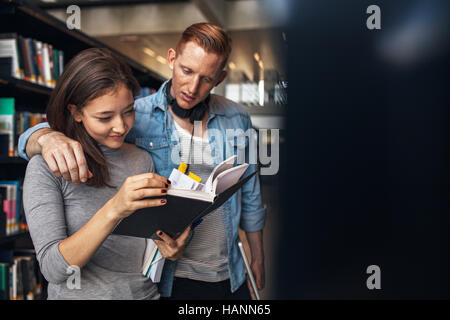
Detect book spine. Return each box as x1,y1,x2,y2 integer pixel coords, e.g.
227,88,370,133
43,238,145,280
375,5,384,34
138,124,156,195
35,41,44,86
42,43,51,88
17,36,28,80
23,38,33,83
0,36,20,79
6,186,13,235
48,44,55,88
0,263,10,300
0,185,9,235
53,48,59,82
59,50,64,75
11,261,17,300
0,186,7,236
27,38,37,83
10,185,16,234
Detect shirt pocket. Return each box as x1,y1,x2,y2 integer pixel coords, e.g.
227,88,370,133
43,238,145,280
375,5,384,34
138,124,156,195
135,136,171,172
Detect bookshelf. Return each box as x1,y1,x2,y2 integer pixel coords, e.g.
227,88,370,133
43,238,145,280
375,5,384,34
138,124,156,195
0,231,29,246
0,0,166,300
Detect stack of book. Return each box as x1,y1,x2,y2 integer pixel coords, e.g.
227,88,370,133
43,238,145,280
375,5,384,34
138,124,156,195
141,239,164,283
0,33,64,88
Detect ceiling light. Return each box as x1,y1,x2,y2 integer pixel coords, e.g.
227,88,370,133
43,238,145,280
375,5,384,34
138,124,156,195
228,62,236,70
156,55,166,64
258,60,264,69
121,35,138,42
253,52,260,62
143,48,155,57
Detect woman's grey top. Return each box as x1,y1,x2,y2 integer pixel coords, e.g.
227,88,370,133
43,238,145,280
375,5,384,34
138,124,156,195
23,143,159,300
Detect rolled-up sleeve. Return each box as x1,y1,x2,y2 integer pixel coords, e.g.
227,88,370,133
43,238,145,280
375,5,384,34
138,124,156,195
18,122,50,161
23,156,71,284
239,116,267,232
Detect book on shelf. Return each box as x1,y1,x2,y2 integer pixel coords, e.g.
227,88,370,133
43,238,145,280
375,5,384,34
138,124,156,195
0,181,23,236
0,262,9,300
0,97,46,158
0,98,15,157
112,155,256,240
0,33,64,88
0,194,5,238
0,33,23,80
0,249,44,300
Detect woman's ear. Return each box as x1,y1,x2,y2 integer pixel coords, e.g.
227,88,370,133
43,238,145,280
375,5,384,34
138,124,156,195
68,104,82,123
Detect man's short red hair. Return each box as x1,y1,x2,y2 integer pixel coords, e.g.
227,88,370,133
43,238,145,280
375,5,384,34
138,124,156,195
176,23,232,70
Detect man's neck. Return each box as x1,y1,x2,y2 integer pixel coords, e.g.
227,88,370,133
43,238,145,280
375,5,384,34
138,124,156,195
169,105,209,138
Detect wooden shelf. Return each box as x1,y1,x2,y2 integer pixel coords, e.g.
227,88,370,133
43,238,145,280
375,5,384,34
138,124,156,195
0,156,27,165
0,231,29,245
0,76,52,96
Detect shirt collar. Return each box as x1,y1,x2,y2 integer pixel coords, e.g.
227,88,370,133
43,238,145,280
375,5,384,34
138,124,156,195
153,79,226,116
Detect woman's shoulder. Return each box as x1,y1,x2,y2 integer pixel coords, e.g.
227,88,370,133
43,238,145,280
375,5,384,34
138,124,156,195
27,154,52,173
120,143,154,172
25,155,61,184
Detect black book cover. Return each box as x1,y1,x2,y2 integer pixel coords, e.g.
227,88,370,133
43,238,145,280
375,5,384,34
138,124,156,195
112,171,257,240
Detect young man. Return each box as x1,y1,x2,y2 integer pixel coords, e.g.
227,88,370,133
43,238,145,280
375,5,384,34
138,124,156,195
18,23,266,299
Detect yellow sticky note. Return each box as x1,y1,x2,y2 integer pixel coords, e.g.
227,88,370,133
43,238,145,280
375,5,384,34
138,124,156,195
178,162,188,174
188,171,201,183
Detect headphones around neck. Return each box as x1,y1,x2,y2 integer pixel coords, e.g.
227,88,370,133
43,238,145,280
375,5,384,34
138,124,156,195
165,80,210,124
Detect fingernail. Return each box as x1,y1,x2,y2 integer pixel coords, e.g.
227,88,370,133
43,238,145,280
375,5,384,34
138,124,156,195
167,179,171,184
161,199,166,204
158,231,163,236
162,189,167,193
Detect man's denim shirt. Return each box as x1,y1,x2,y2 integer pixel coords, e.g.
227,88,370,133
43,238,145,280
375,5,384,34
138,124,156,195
18,79,266,297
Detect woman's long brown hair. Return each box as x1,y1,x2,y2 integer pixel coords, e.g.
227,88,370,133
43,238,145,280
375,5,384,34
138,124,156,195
46,48,140,187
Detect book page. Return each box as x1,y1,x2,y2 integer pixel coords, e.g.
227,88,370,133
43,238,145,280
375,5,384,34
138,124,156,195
212,163,249,195
142,239,158,274
204,155,237,193
168,169,204,191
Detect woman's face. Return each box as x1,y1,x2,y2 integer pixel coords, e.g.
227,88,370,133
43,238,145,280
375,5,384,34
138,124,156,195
71,84,135,149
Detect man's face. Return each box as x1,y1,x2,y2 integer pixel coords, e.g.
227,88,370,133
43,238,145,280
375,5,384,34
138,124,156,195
167,41,227,110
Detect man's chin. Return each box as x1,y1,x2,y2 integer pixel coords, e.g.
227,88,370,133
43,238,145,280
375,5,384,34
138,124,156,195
177,100,197,110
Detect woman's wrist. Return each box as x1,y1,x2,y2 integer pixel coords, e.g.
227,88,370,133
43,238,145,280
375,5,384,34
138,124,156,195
102,198,122,224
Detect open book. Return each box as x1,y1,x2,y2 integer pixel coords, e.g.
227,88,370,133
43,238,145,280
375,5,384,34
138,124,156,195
112,156,255,240
167,155,249,202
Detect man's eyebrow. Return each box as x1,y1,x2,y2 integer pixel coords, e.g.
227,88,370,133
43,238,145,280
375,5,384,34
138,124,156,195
94,102,134,115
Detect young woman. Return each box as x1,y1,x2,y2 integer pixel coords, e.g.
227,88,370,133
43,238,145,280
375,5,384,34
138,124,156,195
22,48,187,300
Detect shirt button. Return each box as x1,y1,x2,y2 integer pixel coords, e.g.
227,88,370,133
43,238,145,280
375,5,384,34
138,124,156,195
149,142,153,148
